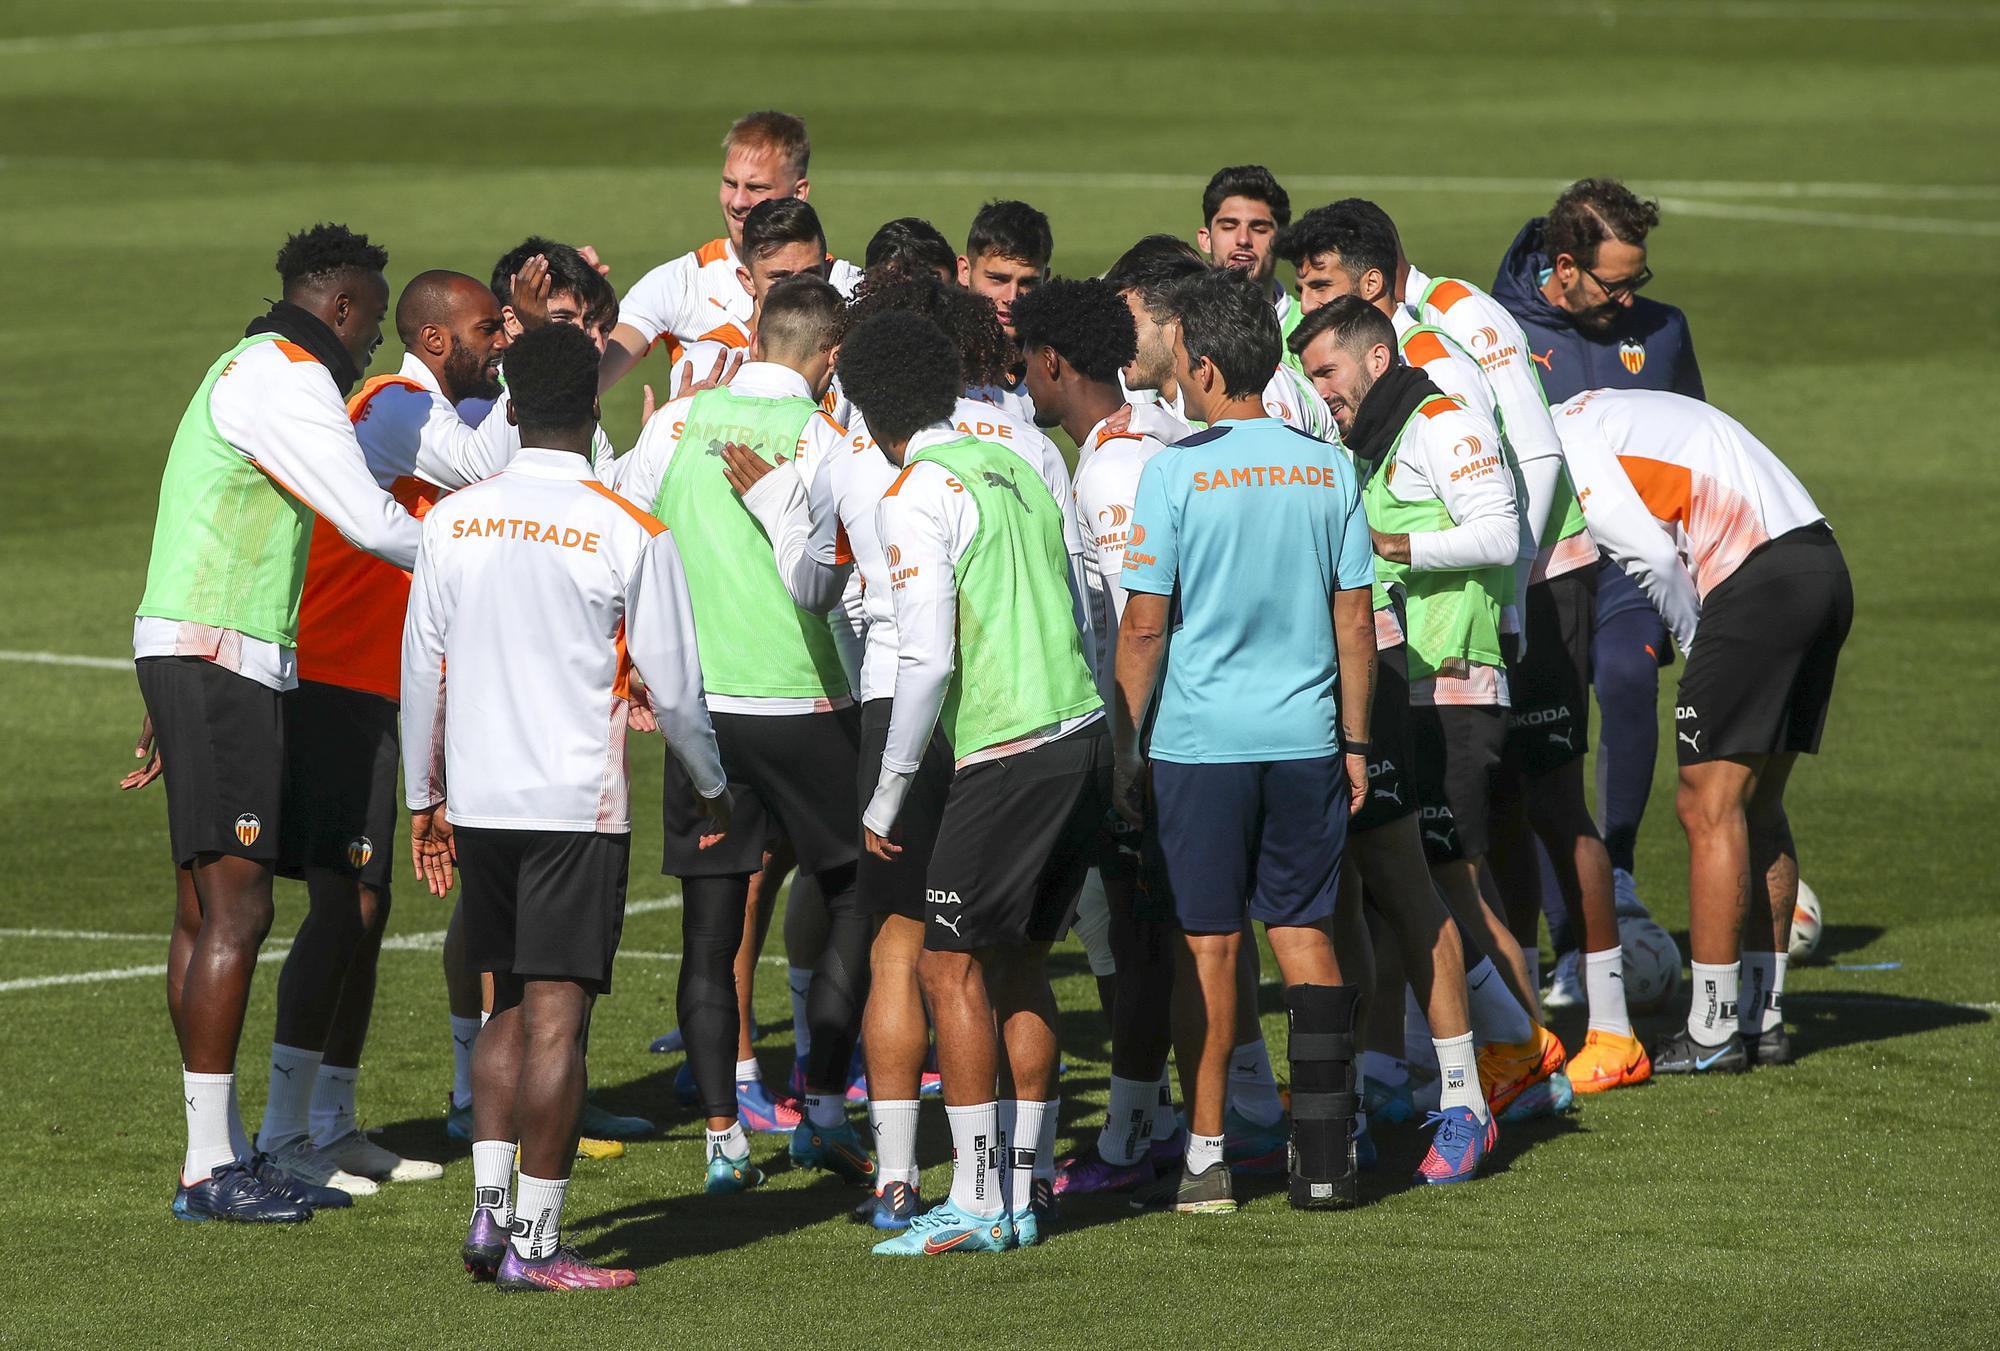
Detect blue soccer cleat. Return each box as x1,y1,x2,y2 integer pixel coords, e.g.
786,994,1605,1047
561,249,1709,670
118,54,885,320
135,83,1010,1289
871,1201,1015,1256
578,1099,652,1140
855,1179,923,1230
704,1146,766,1195
1223,1107,1287,1176
1014,1177,1057,1247
790,1119,877,1186
1363,1073,1416,1126
1500,1069,1575,1123
173,1161,314,1224
1354,1115,1377,1171
250,1152,353,1210
1415,1107,1496,1185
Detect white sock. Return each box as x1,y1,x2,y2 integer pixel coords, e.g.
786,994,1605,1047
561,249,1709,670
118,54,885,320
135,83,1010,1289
225,1077,252,1161
1360,1051,1409,1088
1433,1032,1487,1124
450,1015,481,1110
1034,1095,1059,1184
308,1063,359,1147
1584,946,1633,1037
870,1099,921,1187
182,1070,237,1183
1687,960,1741,1046
1226,1040,1283,1127
1741,951,1787,1034
1099,1075,1156,1165
255,1043,322,1151
734,1056,761,1086
804,1091,844,1130
788,966,813,1063
472,1139,515,1225
1403,988,1439,1068
1466,957,1534,1045
510,1172,569,1260
997,1100,1046,1215
1152,1072,1179,1143
1185,1131,1224,1175
705,1121,749,1161
945,1102,1003,1218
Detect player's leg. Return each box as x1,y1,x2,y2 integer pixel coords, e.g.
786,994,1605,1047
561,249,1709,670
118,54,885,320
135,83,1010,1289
1740,753,1800,1066
1223,926,1286,1172
443,899,484,1142
1591,560,1668,905
990,940,1059,1238
458,824,525,1278
784,869,830,1097
679,873,767,1190
1657,753,1762,1075
792,861,876,1185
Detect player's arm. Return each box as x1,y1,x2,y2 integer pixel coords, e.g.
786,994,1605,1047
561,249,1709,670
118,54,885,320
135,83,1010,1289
1111,457,1179,825
412,389,514,489
624,529,729,799
719,415,850,613
1556,425,1701,651
1378,412,1519,571
864,468,960,846
599,256,697,393
1331,470,1378,815
1454,300,1567,550
215,352,422,569
399,517,454,894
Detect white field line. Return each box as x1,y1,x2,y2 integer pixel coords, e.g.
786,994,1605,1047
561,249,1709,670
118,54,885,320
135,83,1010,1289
1655,195,2000,239
0,649,129,671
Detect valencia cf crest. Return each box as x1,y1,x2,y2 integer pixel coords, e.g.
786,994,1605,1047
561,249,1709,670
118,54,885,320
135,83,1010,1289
347,836,374,871
1619,339,1646,376
234,813,262,847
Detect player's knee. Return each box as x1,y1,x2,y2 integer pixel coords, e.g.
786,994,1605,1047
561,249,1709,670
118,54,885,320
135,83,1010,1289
1594,639,1659,712
1675,777,1739,836
356,885,391,939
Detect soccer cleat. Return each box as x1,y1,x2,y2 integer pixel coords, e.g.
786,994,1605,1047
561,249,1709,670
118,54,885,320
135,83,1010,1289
1223,1107,1287,1176
704,1146,766,1194
1478,1024,1567,1118
672,1062,699,1105
318,1130,444,1182
1541,950,1584,1011
1132,1159,1236,1214
496,1245,636,1291
1652,1028,1749,1075
1013,1183,1055,1249
263,1136,376,1197
253,1148,358,1207
172,1161,313,1223
1566,1029,1653,1094
445,1097,474,1143
578,1099,652,1140
855,1179,923,1230
789,1119,877,1186
1612,867,1651,920
462,1208,508,1279
871,1201,1015,1256
1052,1142,1153,1196
576,1137,625,1161
1362,1073,1416,1126
737,1078,803,1135
1744,1024,1793,1067
1415,1107,1496,1185
919,1069,943,1098
1501,1069,1574,1122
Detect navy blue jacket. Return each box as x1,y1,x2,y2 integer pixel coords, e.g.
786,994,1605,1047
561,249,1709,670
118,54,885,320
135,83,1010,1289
1491,217,1704,405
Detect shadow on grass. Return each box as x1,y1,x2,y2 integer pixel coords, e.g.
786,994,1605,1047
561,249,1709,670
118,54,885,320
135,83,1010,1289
1780,989,1989,1059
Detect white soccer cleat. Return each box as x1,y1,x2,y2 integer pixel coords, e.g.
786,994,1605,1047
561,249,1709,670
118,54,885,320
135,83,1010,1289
320,1130,445,1183
1541,950,1584,1011
1612,868,1651,920
265,1135,380,1196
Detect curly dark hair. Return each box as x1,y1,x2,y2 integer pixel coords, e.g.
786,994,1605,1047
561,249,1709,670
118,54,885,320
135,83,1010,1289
1274,200,1399,282
1201,165,1291,228
1009,277,1136,384
1102,234,1208,322
839,270,1008,387
839,311,960,448
1544,178,1660,267
503,323,599,438
864,216,956,277
275,223,387,290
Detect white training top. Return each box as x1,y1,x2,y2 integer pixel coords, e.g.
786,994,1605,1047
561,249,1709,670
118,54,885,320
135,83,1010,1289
1069,410,1171,705
619,236,863,358
1121,365,1336,442
1553,388,1825,654
401,447,724,831
132,337,423,691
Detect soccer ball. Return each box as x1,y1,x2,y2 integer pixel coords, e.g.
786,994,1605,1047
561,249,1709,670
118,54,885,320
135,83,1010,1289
1789,879,1823,962
1619,916,1682,1015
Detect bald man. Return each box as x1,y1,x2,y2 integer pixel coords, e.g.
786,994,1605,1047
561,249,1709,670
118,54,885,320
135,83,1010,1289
252,270,513,1194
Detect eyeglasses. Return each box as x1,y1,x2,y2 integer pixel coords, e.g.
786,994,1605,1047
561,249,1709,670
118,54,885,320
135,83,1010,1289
1578,259,1652,299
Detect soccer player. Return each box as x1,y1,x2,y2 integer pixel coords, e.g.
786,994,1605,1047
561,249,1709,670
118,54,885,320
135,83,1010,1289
1551,389,1849,1073
957,198,1052,423
1493,179,1705,935
128,223,421,1223
865,216,958,282
1279,204,1646,1091
254,269,518,1195
855,310,1107,1255
600,110,861,392
1008,277,1181,1196
1114,270,1377,1214
667,196,842,395
1197,165,1303,367
402,323,728,1291
1296,297,1569,1121
612,277,877,1193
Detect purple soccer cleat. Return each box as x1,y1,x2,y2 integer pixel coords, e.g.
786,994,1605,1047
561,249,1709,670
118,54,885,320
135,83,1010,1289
462,1206,508,1280
496,1245,636,1292
1052,1142,1154,1197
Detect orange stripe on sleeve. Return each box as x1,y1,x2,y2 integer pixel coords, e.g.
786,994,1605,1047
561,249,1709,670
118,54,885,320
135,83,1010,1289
883,465,918,498
345,374,427,421
1402,331,1452,368
1618,455,1693,527
583,479,670,537
1418,397,1463,420
1426,280,1474,313
695,238,732,266
273,339,320,365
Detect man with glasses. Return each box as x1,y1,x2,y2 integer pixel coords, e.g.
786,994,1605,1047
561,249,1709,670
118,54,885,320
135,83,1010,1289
1490,178,1704,970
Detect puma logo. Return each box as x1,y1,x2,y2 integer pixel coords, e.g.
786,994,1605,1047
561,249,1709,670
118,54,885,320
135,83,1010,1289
1372,783,1403,807
185,1095,197,1111
705,438,728,457
934,913,964,937
1424,829,1455,851
1547,729,1575,750
453,1035,474,1049
1679,730,1702,753
980,469,1029,512
1530,348,1554,372
272,1064,295,1079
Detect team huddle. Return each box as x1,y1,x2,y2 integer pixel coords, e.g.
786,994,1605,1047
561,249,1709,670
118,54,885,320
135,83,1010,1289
127,110,1853,1288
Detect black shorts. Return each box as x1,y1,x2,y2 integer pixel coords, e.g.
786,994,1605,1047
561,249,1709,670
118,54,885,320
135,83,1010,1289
1676,524,1852,765
1504,567,1596,775
456,826,631,994
925,728,1110,952
1150,752,1351,933
1409,704,1505,865
135,655,284,868
1352,642,1419,834
278,680,398,890
856,699,952,921
661,706,861,878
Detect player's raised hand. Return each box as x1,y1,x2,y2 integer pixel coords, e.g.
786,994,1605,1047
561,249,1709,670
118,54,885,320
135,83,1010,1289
410,805,456,897
119,714,162,791
720,441,783,497
640,383,658,426
509,255,553,329
676,348,741,398
578,244,610,277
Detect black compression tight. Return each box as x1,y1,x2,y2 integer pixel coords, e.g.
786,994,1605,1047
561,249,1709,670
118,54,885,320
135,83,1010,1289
678,875,752,1119
802,863,869,1093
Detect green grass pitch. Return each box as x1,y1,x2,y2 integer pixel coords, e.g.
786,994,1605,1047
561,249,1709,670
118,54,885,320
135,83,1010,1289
2,1,1997,1345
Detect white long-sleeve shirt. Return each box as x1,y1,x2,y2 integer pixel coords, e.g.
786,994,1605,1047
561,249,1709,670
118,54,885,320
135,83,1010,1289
1553,389,1823,654
456,389,617,479
1069,411,1170,703
1122,367,1337,442
401,447,724,831
862,422,1101,834
619,237,862,358
133,335,423,690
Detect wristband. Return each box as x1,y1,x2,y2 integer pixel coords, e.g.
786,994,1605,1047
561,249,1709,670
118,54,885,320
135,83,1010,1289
1342,739,1373,755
